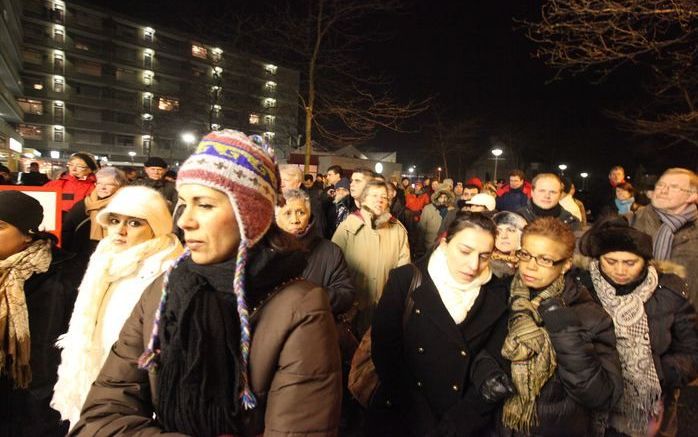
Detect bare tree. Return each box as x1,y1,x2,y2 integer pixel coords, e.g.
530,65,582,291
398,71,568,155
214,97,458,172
424,108,482,180
262,0,431,171
522,0,698,147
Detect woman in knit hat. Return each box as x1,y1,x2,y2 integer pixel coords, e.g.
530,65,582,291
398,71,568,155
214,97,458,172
52,186,183,428
44,152,99,213
70,130,341,436
577,216,698,437
61,166,128,275
0,191,80,436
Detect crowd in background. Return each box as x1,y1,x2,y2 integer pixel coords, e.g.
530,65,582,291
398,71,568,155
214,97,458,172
1,133,697,437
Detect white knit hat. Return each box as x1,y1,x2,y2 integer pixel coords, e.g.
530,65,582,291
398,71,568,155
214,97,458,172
96,186,173,236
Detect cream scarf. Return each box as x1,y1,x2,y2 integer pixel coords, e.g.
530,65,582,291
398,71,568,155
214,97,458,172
0,239,52,388
427,244,492,324
51,233,182,427
590,260,662,436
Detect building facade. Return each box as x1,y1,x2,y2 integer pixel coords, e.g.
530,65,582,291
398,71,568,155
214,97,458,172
0,0,25,170
11,0,299,167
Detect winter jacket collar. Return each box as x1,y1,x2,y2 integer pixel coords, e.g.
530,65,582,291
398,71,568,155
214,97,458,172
345,208,397,235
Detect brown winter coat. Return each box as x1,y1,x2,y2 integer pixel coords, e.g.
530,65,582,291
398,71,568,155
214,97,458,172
70,275,342,437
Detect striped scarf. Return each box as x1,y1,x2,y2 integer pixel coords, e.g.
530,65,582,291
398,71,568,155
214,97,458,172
653,204,697,260
501,273,565,434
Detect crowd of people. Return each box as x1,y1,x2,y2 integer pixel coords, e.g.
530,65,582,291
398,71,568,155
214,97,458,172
1,130,697,437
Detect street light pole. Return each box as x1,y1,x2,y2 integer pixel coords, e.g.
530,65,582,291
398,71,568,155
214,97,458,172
491,148,503,181
580,172,589,191
558,164,568,176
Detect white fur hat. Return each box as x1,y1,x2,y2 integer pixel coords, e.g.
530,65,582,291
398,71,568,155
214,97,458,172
96,186,173,236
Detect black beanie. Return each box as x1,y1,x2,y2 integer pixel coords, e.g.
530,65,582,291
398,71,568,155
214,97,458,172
579,215,653,259
144,156,168,168
70,152,98,171
0,191,44,235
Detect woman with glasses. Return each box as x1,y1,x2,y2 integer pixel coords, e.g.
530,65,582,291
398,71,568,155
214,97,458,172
52,186,183,428
61,167,128,275
578,217,698,437
371,212,513,436
499,217,623,437
44,152,98,213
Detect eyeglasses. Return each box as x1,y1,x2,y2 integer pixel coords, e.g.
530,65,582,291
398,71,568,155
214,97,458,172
516,250,567,268
654,182,695,194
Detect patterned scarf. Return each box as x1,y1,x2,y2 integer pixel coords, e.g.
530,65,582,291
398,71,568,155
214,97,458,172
653,204,697,260
0,239,52,388
590,260,662,436
501,273,565,434
83,190,112,241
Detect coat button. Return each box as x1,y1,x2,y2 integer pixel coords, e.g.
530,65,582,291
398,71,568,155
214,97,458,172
416,381,423,388
415,308,421,315
452,384,459,391
417,347,424,353
460,350,467,357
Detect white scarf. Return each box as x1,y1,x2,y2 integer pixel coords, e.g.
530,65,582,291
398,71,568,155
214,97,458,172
590,260,662,436
51,233,182,427
428,245,492,324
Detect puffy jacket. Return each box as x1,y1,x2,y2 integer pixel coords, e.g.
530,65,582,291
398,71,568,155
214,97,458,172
516,200,581,231
302,235,356,316
44,173,96,212
498,270,624,437
70,261,342,436
405,191,430,214
496,183,532,213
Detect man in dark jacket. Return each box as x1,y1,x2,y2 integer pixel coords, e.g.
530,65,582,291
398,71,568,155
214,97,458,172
0,163,14,185
496,169,531,212
517,173,581,231
132,157,178,211
21,162,50,186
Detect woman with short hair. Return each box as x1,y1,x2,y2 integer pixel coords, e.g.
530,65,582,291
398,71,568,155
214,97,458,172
499,217,623,437
578,217,698,436
489,211,528,278
44,152,98,213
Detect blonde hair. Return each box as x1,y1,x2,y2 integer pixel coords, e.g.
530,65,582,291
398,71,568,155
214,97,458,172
661,168,698,192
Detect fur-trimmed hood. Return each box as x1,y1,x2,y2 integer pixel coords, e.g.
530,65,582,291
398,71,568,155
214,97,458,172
573,254,686,279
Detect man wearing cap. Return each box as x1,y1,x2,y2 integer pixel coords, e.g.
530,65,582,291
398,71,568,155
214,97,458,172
516,173,581,231
133,156,178,211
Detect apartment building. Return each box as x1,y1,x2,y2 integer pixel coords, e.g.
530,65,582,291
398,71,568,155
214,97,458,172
10,0,299,166
0,0,24,170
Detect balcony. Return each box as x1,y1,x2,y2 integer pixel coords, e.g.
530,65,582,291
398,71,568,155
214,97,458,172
67,118,139,135
68,94,137,112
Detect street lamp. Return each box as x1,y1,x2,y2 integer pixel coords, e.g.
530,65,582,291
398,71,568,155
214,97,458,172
437,166,442,181
491,148,503,181
128,151,136,163
374,162,383,174
558,164,568,176
408,166,414,174
181,132,196,145
580,172,589,190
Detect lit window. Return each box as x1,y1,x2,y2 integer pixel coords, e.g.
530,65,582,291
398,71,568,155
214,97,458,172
142,113,153,120
53,26,64,43
144,27,155,42
144,50,153,69
211,47,222,62
53,125,64,142
143,70,154,85
142,135,151,150
18,124,43,140
211,123,221,130
53,76,64,93
263,98,276,108
33,82,44,90
265,81,277,91
264,115,275,125
263,131,275,141
53,101,64,122
213,66,223,75
53,52,64,73
192,43,207,59
74,42,89,51
265,64,277,74
158,97,179,112
249,113,260,125
17,98,43,115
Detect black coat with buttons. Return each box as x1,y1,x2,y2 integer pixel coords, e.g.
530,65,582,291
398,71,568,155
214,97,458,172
371,261,510,436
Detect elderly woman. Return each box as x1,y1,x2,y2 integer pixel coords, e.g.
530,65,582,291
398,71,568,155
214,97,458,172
419,187,456,254
44,152,98,213
489,211,527,278
69,130,341,436
578,217,698,436
0,191,80,436
371,212,513,436
499,217,623,436
276,188,355,317
52,186,183,428
61,166,127,273
332,180,410,335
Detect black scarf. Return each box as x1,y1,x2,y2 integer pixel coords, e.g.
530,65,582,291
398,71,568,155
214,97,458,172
156,244,307,436
531,201,562,218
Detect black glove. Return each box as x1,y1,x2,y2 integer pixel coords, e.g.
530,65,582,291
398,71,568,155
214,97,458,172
480,372,516,403
539,297,581,332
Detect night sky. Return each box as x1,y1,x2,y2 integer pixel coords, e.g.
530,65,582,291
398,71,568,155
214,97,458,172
81,0,698,179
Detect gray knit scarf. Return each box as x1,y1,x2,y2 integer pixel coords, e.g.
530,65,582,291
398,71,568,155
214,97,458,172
590,260,661,436
652,204,697,260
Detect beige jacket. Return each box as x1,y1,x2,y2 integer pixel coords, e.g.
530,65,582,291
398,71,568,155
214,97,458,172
331,209,410,312
70,275,342,437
